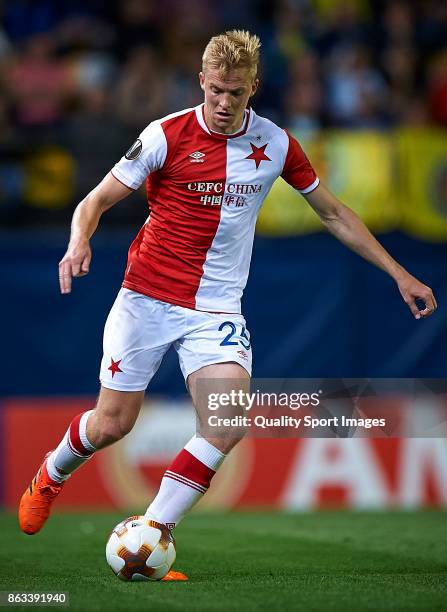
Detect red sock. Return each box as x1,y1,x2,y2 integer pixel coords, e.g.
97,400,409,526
46,410,96,482
146,437,225,527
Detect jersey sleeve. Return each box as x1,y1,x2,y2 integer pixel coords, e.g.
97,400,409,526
281,130,319,194
111,121,167,190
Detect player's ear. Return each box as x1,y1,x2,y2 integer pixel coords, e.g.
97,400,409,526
199,72,205,91
250,78,259,97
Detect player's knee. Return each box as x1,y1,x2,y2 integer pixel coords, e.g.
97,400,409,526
91,414,134,447
95,422,127,446
91,389,142,447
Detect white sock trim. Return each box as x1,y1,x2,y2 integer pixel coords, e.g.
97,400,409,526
184,436,225,471
164,471,208,494
79,410,96,452
46,442,71,482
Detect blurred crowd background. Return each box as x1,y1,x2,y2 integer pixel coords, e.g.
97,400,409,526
0,0,446,227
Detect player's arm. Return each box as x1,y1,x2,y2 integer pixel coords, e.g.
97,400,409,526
304,182,437,319
59,173,133,294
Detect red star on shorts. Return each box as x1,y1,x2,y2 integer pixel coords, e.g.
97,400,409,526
245,143,271,169
108,358,123,378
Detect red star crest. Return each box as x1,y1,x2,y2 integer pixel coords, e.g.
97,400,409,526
245,143,271,169
108,358,123,378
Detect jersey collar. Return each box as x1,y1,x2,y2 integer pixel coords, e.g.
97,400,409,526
195,104,253,139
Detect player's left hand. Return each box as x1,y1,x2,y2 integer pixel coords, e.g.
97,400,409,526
396,274,437,319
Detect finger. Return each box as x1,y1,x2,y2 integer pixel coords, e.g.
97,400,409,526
406,297,421,320
419,308,434,318
60,263,72,294
71,260,81,277
74,257,90,277
419,304,435,317
58,261,72,294
419,293,437,317
424,294,436,311
80,254,91,274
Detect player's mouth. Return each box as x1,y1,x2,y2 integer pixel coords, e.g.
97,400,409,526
215,111,233,121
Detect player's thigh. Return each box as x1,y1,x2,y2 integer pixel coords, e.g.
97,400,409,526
188,362,250,453
188,361,250,407
176,310,252,384
100,288,173,392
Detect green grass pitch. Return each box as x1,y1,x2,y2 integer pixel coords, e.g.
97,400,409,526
1,511,446,611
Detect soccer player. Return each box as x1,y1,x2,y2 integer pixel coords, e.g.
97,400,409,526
19,30,436,575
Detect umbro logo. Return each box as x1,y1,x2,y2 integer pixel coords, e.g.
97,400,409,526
189,151,205,163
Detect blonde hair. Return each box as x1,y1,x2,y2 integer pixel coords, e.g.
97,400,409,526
202,30,261,79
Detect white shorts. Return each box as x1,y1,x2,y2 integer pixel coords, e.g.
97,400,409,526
99,288,252,391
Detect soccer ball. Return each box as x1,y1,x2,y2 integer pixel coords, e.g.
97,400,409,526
106,516,176,581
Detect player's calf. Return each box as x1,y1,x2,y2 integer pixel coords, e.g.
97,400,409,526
86,387,143,448
19,389,142,535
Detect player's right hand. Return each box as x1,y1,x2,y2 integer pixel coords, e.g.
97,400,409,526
58,239,92,294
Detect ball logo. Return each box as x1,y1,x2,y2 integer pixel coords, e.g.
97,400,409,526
125,139,143,161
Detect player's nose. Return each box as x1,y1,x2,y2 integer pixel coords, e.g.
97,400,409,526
218,94,232,109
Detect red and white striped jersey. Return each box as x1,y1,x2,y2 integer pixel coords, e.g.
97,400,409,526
112,104,319,313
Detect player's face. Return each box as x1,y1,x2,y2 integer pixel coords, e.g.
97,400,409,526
199,68,258,134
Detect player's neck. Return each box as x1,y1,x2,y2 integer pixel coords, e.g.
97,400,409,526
210,122,243,135
203,106,247,135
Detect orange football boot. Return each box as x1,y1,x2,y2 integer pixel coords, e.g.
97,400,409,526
162,570,189,581
18,452,65,535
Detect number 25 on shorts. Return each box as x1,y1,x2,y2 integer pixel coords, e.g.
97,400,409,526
218,321,251,350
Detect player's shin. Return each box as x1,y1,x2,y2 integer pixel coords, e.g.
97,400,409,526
46,410,97,482
145,436,226,528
